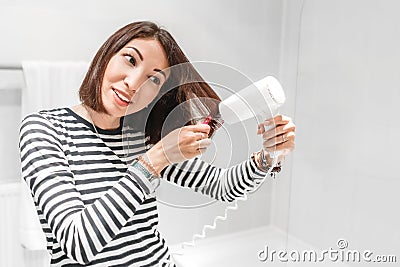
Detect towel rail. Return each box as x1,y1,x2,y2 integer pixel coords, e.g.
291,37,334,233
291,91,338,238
0,64,24,91
0,64,22,70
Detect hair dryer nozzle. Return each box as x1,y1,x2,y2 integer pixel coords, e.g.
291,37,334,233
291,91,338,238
218,76,285,125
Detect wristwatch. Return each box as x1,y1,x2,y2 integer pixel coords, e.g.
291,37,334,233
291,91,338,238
252,151,282,178
132,160,161,192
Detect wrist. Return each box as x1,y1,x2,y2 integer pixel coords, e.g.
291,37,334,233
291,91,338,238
131,160,161,194
252,150,282,176
146,145,169,175
259,151,270,171
136,155,160,177
263,151,274,166
251,151,267,172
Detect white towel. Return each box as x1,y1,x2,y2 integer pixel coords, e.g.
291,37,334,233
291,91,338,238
21,61,88,117
20,61,88,251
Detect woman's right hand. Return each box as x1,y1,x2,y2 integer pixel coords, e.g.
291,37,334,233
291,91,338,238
146,124,212,174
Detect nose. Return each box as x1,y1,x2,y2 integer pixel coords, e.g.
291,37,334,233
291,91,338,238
123,71,144,92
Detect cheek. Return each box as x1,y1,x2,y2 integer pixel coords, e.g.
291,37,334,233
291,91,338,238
138,88,159,104
103,58,121,83
100,80,112,101
101,65,119,96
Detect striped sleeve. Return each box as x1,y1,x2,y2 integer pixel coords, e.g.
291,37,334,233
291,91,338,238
19,113,152,264
162,157,270,202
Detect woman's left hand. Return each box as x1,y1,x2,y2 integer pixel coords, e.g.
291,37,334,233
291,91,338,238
257,115,296,165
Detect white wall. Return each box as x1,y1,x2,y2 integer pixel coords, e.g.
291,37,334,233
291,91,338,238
274,0,400,264
0,0,285,263
0,0,283,182
6,0,400,265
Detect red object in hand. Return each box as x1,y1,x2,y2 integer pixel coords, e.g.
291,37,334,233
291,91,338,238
202,115,212,125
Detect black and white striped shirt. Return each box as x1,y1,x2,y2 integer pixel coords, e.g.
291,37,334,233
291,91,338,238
19,107,269,266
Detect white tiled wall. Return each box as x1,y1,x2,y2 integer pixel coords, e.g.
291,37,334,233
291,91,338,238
6,0,399,265
0,1,283,264
0,90,21,183
274,0,400,263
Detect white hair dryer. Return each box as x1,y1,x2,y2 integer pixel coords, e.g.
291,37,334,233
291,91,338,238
167,77,286,267
218,76,286,158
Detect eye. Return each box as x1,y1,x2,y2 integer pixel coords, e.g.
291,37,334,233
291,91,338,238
149,75,161,86
123,54,136,66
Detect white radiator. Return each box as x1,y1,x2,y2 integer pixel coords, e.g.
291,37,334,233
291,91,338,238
0,182,24,267
0,182,50,267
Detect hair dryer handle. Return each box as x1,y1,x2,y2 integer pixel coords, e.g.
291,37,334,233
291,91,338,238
262,116,283,159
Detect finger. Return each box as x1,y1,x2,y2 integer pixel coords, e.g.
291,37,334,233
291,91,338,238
198,138,212,149
195,132,208,140
186,124,211,135
194,139,212,156
264,115,292,127
257,123,266,135
263,132,295,148
264,141,295,155
264,138,295,154
198,147,208,154
262,122,296,140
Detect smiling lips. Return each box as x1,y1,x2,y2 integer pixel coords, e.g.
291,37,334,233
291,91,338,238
112,89,132,107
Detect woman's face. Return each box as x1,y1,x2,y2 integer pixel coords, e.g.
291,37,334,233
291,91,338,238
101,38,170,117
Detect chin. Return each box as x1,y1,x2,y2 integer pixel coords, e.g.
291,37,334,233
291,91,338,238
112,107,128,118
102,102,124,117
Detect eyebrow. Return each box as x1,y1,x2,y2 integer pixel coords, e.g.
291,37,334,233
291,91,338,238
153,68,167,79
127,46,143,62
127,46,167,79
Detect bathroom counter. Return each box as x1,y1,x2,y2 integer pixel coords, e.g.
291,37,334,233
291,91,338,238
170,225,350,267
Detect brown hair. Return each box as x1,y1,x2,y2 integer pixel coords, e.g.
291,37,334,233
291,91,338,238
79,21,221,144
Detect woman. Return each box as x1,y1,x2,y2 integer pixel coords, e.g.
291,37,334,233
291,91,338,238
19,21,295,266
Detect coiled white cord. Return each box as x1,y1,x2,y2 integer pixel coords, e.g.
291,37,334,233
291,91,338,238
160,155,279,266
